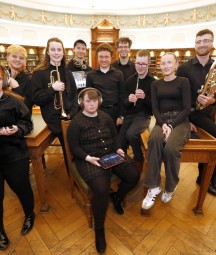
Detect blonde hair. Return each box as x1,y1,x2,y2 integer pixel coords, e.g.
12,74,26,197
6,44,27,59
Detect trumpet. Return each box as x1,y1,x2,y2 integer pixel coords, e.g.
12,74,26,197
50,65,67,118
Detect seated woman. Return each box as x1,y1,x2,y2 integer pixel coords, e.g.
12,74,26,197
142,52,191,211
67,88,140,254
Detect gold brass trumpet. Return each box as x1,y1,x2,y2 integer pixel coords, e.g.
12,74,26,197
50,65,67,118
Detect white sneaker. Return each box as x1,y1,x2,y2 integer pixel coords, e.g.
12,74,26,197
161,187,177,203
142,187,161,210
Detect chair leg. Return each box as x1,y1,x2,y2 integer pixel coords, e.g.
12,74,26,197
85,200,93,228
69,173,75,198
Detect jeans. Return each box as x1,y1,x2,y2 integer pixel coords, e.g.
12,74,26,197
144,112,191,192
119,112,151,162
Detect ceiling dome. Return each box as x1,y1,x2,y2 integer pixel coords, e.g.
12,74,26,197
2,0,216,15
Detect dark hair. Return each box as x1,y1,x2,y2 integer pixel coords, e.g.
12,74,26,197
96,43,114,57
136,49,151,60
73,39,87,48
196,29,214,40
34,37,66,71
115,37,132,48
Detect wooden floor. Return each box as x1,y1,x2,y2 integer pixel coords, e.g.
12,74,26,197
2,145,216,255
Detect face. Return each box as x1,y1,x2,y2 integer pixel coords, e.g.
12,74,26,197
47,41,64,65
7,52,26,71
74,42,87,60
160,54,178,76
195,33,213,56
135,56,150,76
82,94,99,114
117,42,130,58
97,51,112,69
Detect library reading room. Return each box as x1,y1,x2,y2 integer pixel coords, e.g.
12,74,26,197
0,1,216,254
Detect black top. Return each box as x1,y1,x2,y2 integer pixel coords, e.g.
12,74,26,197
112,59,136,81
86,66,124,116
124,72,155,115
0,93,33,163
11,70,34,113
31,64,78,134
176,57,214,107
151,77,191,128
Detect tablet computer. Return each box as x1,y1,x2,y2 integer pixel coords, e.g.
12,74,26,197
98,153,127,169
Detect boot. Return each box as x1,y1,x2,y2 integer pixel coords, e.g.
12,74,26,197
21,212,35,235
110,192,124,215
0,228,9,250
95,227,106,254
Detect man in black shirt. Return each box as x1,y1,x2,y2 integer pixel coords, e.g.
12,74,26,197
112,37,136,81
119,50,155,170
177,29,216,196
86,43,124,127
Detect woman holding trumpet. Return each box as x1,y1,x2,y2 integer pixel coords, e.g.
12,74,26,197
31,37,78,173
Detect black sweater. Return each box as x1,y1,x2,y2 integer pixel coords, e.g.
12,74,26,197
0,93,33,163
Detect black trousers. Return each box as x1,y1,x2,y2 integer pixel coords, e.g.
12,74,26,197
189,110,216,184
0,158,34,229
87,160,140,229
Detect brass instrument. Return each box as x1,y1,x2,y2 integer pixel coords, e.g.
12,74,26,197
196,60,216,111
50,65,67,118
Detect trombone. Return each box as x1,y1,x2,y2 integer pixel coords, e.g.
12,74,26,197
50,65,67,118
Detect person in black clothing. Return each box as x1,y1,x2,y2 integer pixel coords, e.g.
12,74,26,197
119,50,155,170
0,65,35,250
112,37,136,81
142,52,191,211
86,43,124,126
31,37,78,173
6,44,34,113
67,88,140,254
67,39,92,94
177,29,216,196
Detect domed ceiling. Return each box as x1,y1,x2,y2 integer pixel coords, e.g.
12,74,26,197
2,0,216,15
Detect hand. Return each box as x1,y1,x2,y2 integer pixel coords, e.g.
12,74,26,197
162,123,171,142
116,117,123,126
197,94,214,107
135,89,145,99
85,155,101,166
128,94,137,103
117,149,125,157
190,122,197,132
52,81,65,91
0,125,18,136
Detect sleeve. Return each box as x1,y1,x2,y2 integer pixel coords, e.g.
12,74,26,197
86,71,94,88
142,78,154,111
67,119,88,160
171,78,191,128
118,72,125,116
14,100,33,137
151,80,164,126
31,70,56,106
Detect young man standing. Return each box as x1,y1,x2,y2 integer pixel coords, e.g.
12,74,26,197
177,29,216,196
86,43,124,127
112,37,136,81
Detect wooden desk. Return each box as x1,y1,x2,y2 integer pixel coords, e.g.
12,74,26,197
141,127,216,215
26,114,55,213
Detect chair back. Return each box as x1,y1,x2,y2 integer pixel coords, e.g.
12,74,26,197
61,119,73,166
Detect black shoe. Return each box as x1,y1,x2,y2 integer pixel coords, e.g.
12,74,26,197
207,183,216,196
0,229,9,250
110,192,124,215
95,228,106,254
21,212,35,235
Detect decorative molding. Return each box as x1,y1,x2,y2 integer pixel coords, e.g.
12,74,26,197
0,3,216,29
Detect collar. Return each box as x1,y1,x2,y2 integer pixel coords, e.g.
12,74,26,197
192,57,213,66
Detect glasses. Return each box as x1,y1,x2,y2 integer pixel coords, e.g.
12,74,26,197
135,62,149,67
118,46,129,50
195,39,213,45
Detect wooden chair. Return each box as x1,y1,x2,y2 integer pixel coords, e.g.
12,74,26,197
61,119,124,228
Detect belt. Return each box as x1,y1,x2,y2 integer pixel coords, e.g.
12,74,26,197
160,111,180,117
101,103,118,109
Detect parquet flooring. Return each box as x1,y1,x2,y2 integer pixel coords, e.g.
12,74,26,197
2,146,216,255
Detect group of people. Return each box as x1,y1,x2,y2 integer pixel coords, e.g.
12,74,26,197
0,29,216,253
